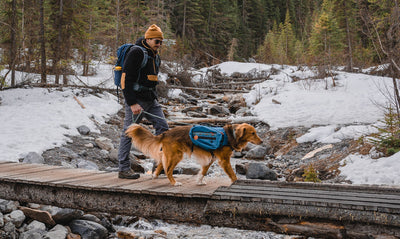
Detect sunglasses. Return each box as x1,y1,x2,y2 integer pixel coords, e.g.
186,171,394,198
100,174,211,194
153,39,163,45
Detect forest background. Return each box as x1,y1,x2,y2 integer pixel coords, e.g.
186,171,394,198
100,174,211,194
1,0,400,88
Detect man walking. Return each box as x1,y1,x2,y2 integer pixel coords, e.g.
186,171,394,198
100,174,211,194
118,24,169,179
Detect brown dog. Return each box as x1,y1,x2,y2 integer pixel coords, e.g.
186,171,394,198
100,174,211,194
125,123,263,186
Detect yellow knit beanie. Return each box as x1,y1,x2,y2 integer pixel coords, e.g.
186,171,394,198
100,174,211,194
145,24,164,39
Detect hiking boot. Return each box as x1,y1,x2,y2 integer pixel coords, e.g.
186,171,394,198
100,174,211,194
118,170,140,179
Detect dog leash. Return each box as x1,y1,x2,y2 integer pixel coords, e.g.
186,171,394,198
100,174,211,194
133,109,192,125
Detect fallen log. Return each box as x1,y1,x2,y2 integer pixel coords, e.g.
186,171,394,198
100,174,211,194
213,80,264,86
214,75,270,82
168,85,249,93
167,117,262,126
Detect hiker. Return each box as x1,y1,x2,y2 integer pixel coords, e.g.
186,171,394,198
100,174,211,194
117,24,169,179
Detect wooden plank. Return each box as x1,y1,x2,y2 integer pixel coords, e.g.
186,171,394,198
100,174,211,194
213,190,400,210
233,179,400,194
0,163,47,173
62,173,122,187
230,183,400,199
4,167,71,181
0,165,60,177
227,184,400,204
47,171,114,184
0,161,19,166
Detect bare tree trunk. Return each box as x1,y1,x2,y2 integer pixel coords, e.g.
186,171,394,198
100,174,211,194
343,0,353,72
182,0,187,39
40,0,46,84
116,0,120,48
54,0,63,85
10,0,17,87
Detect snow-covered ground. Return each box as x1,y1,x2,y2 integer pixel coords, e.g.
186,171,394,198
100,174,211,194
1,61,399,185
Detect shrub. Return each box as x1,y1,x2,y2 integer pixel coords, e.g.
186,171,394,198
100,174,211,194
371,106,400,156
302,164,321,183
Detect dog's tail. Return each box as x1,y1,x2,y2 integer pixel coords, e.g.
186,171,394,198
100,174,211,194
125,124,163,162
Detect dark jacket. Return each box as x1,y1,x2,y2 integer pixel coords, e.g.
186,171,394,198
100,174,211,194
122,37,161,106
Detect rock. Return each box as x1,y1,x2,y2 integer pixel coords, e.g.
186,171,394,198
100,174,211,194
69,219,108,239
100,217,114,232
208,105,230,116
0,199,18,213
59,147,80,160
0,212,4,227
77,125,91,135
44,224,69,239
116,230,137,239
235,163,248,175
232,151,244,158
245,146,268,159
20,206,56,226
23,152,45,164
131,150,146,159
26,220,46,232
181,167,200,175
154,229,167,236
67,233,81,239
71,158,99,170
186,111,208,118
182,106,203,113
94,137,114,151
130,159,145,173
112,215,138,227
5,210,26,227
84,143,94,148
80,214,101,224
235,107,253,117
109,149,119,162
246,163,277,180
3,221,16,233
48,207,84,224
130,218,153,230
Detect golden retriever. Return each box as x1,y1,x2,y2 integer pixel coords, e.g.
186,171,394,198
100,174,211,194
125,123,263,186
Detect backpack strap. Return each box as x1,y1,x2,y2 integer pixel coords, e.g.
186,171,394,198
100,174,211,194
129,45,148,86
133,45,148,69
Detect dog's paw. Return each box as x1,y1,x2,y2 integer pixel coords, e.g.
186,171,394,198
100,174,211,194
174,182,182,186
196,178,207,185
152,173,158,179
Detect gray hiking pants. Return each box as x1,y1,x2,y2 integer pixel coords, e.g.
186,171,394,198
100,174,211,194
118,99,169,172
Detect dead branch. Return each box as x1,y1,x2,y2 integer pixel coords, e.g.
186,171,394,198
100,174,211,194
73,96,86,109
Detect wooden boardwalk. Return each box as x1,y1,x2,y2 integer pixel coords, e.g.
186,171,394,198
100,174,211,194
0,161,400,238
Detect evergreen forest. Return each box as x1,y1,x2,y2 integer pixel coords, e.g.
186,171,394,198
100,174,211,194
1,0,400,87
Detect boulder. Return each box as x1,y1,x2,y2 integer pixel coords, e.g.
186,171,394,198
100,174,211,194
0,199,18,214
5,210,26,227
43,224,69,239
26,220,46,232
245,146,268,160
69,219,108,239
20,206,56,226
23,152,45,164
71,158,99,171
77,125,91,135
48,207,84,225
94,137,114,151
246,163,277,180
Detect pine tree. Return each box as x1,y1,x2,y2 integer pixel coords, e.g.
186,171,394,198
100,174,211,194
309,0,345,69
278,9,297,64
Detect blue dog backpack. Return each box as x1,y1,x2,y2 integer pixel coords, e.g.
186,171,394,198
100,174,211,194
189,125,229,151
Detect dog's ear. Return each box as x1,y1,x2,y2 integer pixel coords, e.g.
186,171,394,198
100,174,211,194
235,124,246,140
